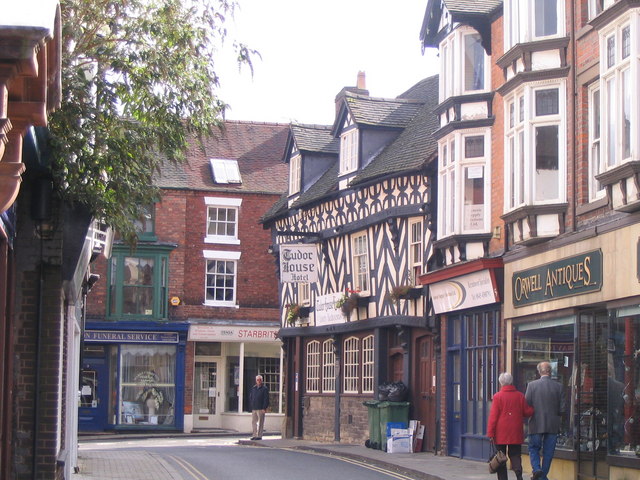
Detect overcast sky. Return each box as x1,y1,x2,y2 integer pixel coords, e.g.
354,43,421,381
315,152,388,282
216,0,440,125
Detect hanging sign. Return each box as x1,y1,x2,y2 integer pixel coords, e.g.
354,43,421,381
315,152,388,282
280,244,318,283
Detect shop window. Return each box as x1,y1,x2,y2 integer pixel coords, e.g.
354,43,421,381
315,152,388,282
362,335,374,394
514,317,574,449
322,340,336,393
343,337,360,393
257,357,280,412
108,245,171,319
119,345,176,426
608,307,640,456
306,341,320,393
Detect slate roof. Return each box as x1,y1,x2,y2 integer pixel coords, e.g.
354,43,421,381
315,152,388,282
155,121,289,194
341,93,424,129
352,75,439,186
290,124,339,155
443,0,502,15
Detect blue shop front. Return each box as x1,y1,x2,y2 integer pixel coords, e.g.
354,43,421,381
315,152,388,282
78,321,188,431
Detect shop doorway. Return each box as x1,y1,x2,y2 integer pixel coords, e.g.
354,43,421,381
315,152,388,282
415,335,436,451
193,361,220,428
576,311,608,480
78,358,110,431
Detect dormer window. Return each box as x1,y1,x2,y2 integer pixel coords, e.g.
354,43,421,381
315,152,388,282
340,128,358,174
209,158,242,184
289,154,301,195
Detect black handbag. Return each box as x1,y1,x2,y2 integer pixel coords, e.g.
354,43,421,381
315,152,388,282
488,440,508,474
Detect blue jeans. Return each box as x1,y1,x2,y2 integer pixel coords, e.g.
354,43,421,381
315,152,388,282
528,433,557,480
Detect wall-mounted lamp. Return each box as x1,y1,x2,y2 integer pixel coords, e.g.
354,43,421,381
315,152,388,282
492,226,501,240
333,226,342,234
267,245,274,254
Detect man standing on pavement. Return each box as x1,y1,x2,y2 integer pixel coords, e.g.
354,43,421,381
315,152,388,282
249,375,269,440
525,361,565,480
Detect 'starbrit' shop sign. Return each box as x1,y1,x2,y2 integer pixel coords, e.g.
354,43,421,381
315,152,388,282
429,270,498,314
188,325,279,343
280,244,318,283
512,250,602,307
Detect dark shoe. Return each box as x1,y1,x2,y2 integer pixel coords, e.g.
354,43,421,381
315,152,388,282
250,437,257,440
515,470,523,480
531,471,543,480
255,437,262,440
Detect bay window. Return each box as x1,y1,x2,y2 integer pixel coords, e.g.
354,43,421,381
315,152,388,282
408,219,423,284
601,22,635,169
504,0,564,51
504,83,566,211
440,28,489,101
108,246,171,319
438,131,490,238
588,85,604,201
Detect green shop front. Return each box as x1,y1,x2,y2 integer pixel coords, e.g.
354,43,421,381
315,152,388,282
504,228,640,480
78,322,188,431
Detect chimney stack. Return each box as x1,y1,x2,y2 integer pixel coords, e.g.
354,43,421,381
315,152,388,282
357,71,366,90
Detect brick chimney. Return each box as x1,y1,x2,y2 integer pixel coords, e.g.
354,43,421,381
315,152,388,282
334,71,370,120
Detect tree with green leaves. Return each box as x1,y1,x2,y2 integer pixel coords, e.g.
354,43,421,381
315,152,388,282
50,0,256,242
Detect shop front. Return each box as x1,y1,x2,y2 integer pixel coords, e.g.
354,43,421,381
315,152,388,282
185,323,284,434
420,258,503,461
78,322,188,431
505,227,640,480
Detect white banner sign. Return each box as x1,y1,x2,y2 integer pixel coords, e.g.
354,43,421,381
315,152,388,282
188,325,280,343
429,270,498,314
280,244,318,283
315,292,346,326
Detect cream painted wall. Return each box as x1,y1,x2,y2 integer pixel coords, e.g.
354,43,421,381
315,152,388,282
504,224,640,319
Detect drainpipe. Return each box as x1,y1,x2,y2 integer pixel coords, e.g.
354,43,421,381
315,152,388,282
32,224,45,480
570,0,577,231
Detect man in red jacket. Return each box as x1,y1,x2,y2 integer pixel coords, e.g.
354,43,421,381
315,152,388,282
488,372,534,480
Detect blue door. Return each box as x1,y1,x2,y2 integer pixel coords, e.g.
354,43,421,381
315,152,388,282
447,316,462,456
78,358,110,431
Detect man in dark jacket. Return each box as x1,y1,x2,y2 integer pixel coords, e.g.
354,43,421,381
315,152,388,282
525,362,565,480
249,375,269,440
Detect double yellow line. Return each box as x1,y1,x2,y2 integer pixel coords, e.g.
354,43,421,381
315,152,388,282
281,447,418,480
166,454,208,480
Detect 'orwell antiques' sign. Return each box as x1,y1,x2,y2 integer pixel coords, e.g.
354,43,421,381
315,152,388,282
280,244,318,283
512,250,602,307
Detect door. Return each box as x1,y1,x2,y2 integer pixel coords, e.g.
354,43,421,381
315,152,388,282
193,361,220,428
78,359,110,431
577,311,608,480
447,315,462,456
415,335,436,452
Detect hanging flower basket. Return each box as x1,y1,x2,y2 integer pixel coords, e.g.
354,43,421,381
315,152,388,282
336,290,361,315
388,285,423,303
285,303,301,325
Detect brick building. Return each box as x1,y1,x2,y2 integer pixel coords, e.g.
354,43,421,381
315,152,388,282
1,2,111,478
82,121,289,434
420,0,640,478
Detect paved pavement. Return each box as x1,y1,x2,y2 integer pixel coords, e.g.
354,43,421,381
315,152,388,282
71,431,512,480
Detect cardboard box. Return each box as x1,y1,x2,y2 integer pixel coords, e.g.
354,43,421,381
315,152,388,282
387,434,413,453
